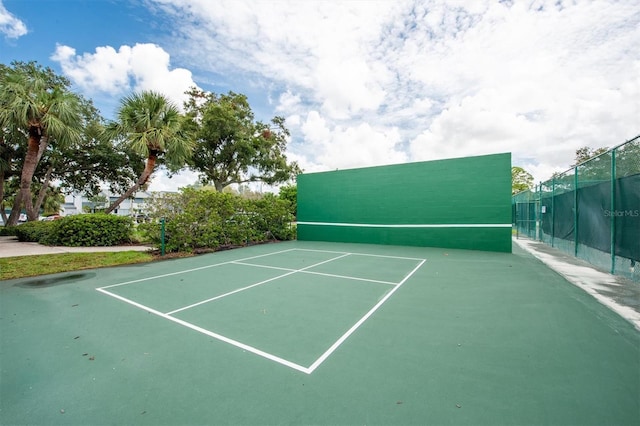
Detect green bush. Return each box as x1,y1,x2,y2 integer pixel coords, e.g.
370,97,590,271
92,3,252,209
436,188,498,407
142,188,296,253
0,226,18,236
46,214,134,247
250,193,296,240
14,221,55,242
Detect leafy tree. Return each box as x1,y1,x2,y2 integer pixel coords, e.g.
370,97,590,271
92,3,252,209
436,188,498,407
104,91,194,214
0,61,83,225
84,194,108,213
572,146,611,184
572,146,609,167
278,184,297,218
184,89,301,192
51,100,143,199
0,128,23,223
40,187,64,216
614,136,640,178
511,166,534,195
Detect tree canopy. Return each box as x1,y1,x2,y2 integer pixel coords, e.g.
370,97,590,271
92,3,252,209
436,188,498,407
0,62,142,224
184,89,301,191
104,90,194,214
511,166,534,194
572,146,609,167
0,61,84,225
1,64,303,224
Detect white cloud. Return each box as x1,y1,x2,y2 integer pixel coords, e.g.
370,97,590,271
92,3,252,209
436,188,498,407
145,0,639,185
300,110,406,170
41,0,640,189
51,42,198,108
0,0,27,38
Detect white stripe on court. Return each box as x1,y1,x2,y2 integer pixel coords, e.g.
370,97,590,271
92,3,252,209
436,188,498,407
98,248,298,290
297,221,512,228
232,261,398,286
95,247,427,374
306,258,427,374
96,288,312,374
165,270,298,315
294,248,425,261
166,252,352,315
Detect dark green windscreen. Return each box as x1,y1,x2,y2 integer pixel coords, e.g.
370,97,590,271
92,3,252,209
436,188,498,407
297,153,512,252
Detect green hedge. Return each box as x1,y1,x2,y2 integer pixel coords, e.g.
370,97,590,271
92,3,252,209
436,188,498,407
14,221,55,242
46,214,134,246
0,226,18,236
139,189,295,253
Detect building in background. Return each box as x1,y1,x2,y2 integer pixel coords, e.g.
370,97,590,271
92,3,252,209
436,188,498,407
62,191,154,219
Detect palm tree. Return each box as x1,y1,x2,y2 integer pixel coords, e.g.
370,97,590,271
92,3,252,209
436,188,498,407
0,62,82,225
105,91,193,214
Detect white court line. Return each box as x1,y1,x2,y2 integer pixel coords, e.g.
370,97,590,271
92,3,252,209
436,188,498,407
166,252,352,315
99,248,297,290
96,288,311,374
295,248,424,261
301,270,397,286
96,247,426,374
306,258,427,374
165,271,298,315
232,261,398,286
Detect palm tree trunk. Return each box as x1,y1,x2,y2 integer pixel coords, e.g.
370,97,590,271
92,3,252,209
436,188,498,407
0,169,7,224
6,130,40,226
105,153,157,214
33,166,53,217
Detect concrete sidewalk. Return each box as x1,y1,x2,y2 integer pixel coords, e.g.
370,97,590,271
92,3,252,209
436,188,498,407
514,236,640,331
0,236,153,258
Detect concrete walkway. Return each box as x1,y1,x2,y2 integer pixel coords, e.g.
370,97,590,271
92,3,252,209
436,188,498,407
514,236,640,331
0,236,153,258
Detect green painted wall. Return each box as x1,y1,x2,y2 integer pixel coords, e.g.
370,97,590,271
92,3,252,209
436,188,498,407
297,153,512,252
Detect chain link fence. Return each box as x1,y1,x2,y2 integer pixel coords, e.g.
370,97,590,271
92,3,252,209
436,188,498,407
513,135,640,282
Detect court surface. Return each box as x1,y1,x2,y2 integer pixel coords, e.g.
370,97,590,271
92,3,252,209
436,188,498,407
1,240,639,425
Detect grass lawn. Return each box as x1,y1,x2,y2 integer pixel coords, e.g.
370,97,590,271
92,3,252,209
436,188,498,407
0,251,155,280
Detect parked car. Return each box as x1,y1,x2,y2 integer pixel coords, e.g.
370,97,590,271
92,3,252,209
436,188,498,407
41,215,62,221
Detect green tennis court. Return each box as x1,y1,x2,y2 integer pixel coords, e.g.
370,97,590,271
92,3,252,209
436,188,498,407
1,240,639,425
97,247,425,373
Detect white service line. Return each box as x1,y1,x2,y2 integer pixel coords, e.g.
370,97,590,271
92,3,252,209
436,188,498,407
166,252,352,315
165,270,298,315
300,270,398,286
306,258,427,374
295,248,425,261
232,261,398,286
99,248,298,290
96,248,427,374
96,288,311,374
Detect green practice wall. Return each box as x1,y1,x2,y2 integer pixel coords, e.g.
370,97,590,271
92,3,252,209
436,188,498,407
297,153,512,252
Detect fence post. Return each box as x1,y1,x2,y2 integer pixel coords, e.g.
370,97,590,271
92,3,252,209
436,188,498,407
551,177,555,247
574,167,579,257
610,149,616,274
536,183,542,241
160,217,166,256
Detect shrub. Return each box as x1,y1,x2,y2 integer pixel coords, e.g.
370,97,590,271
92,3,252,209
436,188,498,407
0,226,18,236
142,188,296,252
14,221,55,242
249,193,296,241
46,214,134,246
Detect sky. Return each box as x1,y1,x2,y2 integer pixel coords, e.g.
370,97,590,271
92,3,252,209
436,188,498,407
1,0,639,193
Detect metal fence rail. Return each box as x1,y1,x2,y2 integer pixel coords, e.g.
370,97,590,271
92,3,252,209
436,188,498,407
513,135,640,282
